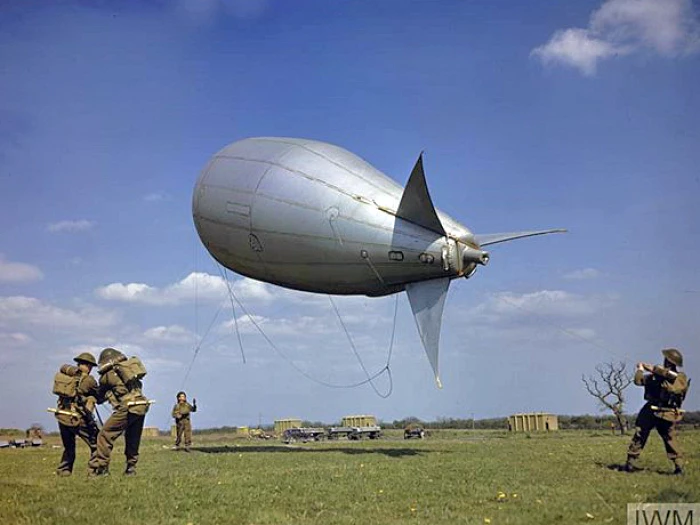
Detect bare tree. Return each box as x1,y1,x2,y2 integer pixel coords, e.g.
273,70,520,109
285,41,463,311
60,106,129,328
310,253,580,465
582,362,632,435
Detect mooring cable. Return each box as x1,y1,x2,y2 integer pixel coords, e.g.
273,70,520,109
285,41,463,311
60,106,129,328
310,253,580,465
181,302,225,388
217,266,396,395
327,294,395,398
217,264,246,364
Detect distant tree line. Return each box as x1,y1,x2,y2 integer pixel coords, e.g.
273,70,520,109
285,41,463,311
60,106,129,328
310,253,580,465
24,411,700,437
190,411,700,434
379,411,700,431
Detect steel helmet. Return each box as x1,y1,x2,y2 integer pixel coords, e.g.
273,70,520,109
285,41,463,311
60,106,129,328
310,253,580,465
98,347,125,365
73,352,97,367
662,348,683,367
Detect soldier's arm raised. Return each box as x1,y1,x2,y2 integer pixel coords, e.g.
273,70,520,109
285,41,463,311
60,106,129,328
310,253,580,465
95,373,115,404
78,376,98,411
633,365,647,386
652,365,679,381
60,364,80,376
95,378,108,405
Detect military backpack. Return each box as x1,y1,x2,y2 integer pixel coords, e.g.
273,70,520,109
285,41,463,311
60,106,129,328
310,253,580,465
114,356,147,384
52,370,78,398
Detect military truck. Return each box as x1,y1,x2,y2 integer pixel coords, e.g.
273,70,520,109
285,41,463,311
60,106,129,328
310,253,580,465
282,427,326,444
327,415,381,440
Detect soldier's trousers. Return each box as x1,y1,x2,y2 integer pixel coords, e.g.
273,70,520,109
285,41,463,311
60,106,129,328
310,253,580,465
89,408,145,471
627,403,682,463
56,421,98,474
175,418,192,448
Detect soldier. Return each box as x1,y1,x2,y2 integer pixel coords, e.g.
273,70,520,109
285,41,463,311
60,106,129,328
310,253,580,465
53,352,99,476
172,391,197,451
625,348,690,475
88,347,150,477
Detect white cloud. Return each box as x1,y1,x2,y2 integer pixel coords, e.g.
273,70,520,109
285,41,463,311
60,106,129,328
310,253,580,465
67,344,103,356
0,255,43,283
591,0,699,54
220,314,336,337
0,296,119,332
144,324,196,344
470,290,615,321
532,0,700,75
564,268,600,280
47,219,95,233
96,272,228,305
531,28,623,75
95,272,324,306
233,277,275,301
143,192,170,202
141,356,184,370
0,332,32,345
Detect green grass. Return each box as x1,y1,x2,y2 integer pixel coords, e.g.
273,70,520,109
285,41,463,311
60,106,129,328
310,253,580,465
1,429,698,524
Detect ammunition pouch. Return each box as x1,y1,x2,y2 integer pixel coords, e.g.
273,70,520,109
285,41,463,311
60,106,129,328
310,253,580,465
651,406,684,423
56,395,95,426
122,390,150,416
53,406,82,427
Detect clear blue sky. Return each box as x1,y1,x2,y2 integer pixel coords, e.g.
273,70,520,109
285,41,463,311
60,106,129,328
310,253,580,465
1,0,698,430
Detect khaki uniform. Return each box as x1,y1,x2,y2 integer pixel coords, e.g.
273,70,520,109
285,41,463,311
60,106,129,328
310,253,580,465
88,368,148,474
627,366,689,467
172,401,197,449
55,365,99,475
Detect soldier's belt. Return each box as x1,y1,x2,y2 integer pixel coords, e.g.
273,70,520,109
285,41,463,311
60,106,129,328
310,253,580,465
650,405,685,413
47,408,80,417
126,400,156,407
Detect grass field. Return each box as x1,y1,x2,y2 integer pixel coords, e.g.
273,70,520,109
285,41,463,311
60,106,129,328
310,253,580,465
1,429,698,524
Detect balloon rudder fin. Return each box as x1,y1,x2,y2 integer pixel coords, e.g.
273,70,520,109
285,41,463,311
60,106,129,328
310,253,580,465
396,154,446,236
405,277,450,387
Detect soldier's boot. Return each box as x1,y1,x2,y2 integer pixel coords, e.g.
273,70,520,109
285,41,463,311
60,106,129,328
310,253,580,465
673,460,684,476
623,456,641,472
88,467,109,478
56,469,72,477
124,466,137,476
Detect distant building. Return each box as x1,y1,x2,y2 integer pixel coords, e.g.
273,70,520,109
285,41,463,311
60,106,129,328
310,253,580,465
142,426,160,438
274,419,302,435
341,415,377,427
508,413,558,432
